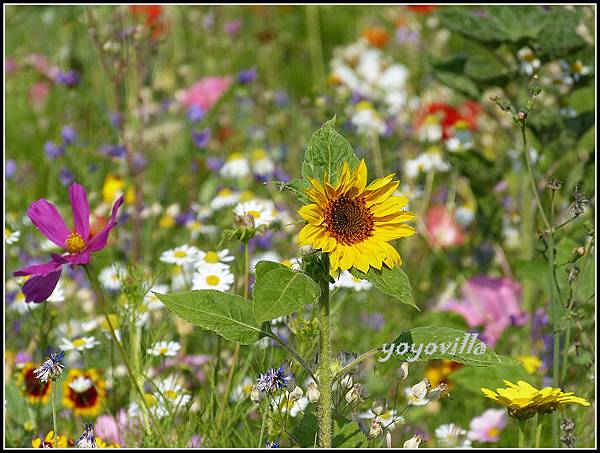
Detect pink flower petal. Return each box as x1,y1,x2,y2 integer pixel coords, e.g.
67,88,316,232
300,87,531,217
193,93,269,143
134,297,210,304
27,199,70,247
20,269,62,303
87,195,125,252
69,182,90,239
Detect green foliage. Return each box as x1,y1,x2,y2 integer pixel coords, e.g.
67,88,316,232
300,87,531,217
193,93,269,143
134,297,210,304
350,266,418,310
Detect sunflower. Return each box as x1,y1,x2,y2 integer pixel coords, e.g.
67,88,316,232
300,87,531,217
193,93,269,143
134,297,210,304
481,380,590,420
19,362,51,404
62,369,106,417
298,160,415,273
31,431,68,448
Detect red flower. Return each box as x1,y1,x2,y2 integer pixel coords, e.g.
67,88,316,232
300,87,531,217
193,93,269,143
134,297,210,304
426,205,465,248
129,5,166,39
414,101,481,140
406,5,438,15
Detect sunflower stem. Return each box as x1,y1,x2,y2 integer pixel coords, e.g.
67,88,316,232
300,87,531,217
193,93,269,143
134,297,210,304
317,253,332,448
534,413,543,448
83,264,167,446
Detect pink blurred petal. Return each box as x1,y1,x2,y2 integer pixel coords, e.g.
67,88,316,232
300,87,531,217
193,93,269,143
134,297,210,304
27,199,70,247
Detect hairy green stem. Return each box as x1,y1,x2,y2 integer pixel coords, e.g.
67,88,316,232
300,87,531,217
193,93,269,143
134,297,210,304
317,254,332,448
83,265,167,445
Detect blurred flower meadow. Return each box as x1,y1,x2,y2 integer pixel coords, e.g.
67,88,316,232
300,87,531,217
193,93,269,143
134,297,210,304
4,4,596,449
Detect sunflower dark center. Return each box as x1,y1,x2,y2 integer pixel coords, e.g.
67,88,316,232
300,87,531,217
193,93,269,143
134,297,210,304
325,195,374,245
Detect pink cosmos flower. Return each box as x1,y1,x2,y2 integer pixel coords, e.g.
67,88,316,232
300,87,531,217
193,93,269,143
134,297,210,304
13,183,124,303
181,76,232,112
467,408,507,443
425,205,465,248
95,410,128,446
438,276,527,348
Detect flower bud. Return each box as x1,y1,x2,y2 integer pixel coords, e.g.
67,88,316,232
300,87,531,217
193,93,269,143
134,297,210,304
289,386,304,402
403,433,425,449
398,362,409,380
341,373,353,389
411,378,430,399
307,382,320,403
427,383,449,402
371,398,387,416
345,384,363,404
368,419,383,439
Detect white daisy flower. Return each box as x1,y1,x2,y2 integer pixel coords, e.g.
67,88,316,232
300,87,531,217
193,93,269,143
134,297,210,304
186,218,217,240
59,336,101,352
220,152,251,179
517,47,541,76
98,264,123,291
5,227,20,244
157,375,191,408
192,266,235,292
330,271,373,292
234,200,276,228
274,392,310,417
144,284,169,310
251,148,275,177
147,340,181,357
210,187,240,211
160,244,200,266
435,423,472,447
359,409,404,431
351,101,387,136
405,379,431,406
404,147,449,179
230,376,254,402
195,249,235,271
170,264,195,291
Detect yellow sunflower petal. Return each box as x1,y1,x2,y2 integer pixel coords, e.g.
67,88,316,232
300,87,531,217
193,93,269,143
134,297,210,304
298,204,324,226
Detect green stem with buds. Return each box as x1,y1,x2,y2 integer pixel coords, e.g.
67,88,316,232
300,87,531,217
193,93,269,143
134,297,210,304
317,254,332,448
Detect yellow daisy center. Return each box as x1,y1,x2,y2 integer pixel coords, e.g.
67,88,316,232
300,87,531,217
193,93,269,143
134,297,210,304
248,210,261,219
206,275,220,286
325,195,374,245
174,251,188,258
204,251,220,263
65,232,86,253
72,338,87,348
487,427,499,438
159,347,169,354
165,390,178,400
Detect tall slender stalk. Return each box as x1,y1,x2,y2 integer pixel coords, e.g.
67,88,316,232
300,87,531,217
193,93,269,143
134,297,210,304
305,5,326,90
317,254,332,448
83,265,167,445
50,385,58,446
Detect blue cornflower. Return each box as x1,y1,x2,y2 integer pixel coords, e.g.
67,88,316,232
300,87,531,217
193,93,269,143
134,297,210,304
265,440,280,448
192,128,211,149
75,422,97,448
33,350,65,383
44,141,65,159
256,366,294,394
61,125,78,145
238,67,257,84
187,105,205,123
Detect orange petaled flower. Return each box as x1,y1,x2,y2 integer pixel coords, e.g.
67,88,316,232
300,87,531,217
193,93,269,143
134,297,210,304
129,5,166,39
31,431,68,448
425,359,463,389
62,369,106,417
361,27,390,49
298,160,416,273
19,362,52,404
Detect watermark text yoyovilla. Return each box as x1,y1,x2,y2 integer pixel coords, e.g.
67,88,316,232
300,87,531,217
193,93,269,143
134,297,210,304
379,332,487,362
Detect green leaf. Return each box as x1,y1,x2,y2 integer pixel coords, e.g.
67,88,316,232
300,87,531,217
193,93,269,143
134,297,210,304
282,178,310,203
155,290,262,344
569,86,595,114
386,327,520,366
537,8,586,59
291,411,319,448
464,52,508,81
350,266,418,310
434,71,480,99
253,261,321,324
301,116,360,186
333,417,368,448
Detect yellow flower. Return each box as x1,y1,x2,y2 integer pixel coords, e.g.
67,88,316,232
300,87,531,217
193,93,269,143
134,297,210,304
32,431,68,448
481,380,590,420
103,174,136,205
62,368,106,417
18,362,52,404
297,160,415,273
517,355,543,374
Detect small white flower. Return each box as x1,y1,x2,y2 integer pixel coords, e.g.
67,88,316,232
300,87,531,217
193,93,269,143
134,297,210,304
274,392,310,417
404,148,449,179
251,148,275,177
210,187,240,210
234,200,276,228
220,152,250,179
454,205,475,227
351,101,387,136
517,47,541,76
144,284,169,310
59,336,101,352
160,244,200,266
98,264,123,291
403,433,425,448
157,375,191,408
435,423,471,447
406,378,431,406
5,228,20,244
69,376,94,393
186,218,217,239
231,377,254,402
192,266,235,292
195,249,235,271
359,409,404,431
148,340,181,357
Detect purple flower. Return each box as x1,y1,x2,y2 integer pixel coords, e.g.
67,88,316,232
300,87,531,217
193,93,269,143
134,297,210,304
61,125,78,145
438,276,526,348
5,159,17,179
467,409,507,443
44,141,65,159
238,67,257,84
361,312,385,331
59,167,74,186
13,183,124,302
224,19,242,35
55,69,80,86
100,144,127,159
256,365,294,394
192,128,211,149
206,156,224,172
187,105,205,123
109,112,122,129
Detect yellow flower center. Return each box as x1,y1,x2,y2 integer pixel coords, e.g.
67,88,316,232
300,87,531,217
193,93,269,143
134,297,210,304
164,390,178,400
65,232,86,253
571,61,583,73
487,427,500,438
72,338,87,348
204,251,220,263
144,393,158,407
5,228,11,236
174,251,188,258
206,275,220,286
248,210,261,219
159,347,169,355
325,195,374,245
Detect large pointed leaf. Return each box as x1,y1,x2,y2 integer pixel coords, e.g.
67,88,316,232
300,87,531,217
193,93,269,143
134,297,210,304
382,327,519,366
301,116,360,186
155,290,262,344
350,266,418,310
253,261,321,324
